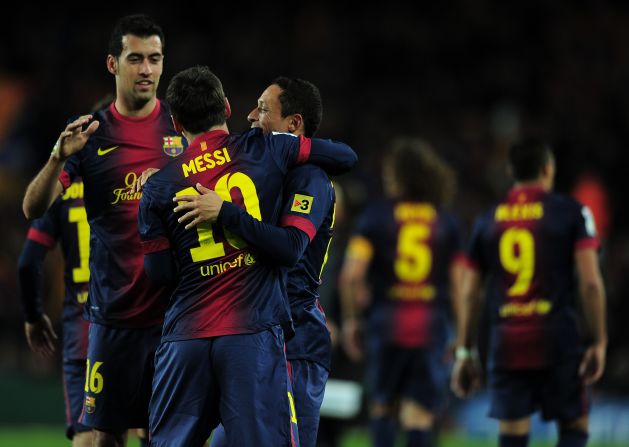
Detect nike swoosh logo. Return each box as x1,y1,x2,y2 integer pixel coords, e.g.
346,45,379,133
97,146,119,156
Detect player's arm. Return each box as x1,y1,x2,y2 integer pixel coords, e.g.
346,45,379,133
173,190,309,267
575,246,607,385
450,263,483,398
144,251,177,285
338,235,373,362
138,188,177,285
23,116,98,219
269,133,357,176
17,238,58,357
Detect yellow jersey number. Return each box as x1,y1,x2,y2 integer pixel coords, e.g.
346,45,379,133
84,359,104,394
394,222,433,283
499,227,535,296
68,207,90,285
177,172,262,263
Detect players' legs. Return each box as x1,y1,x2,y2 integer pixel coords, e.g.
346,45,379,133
488,368,540,447
93,429,127,447
81,323,161,447
556,416,589,447
541,357,590,447
149,339,219,447
398,347,449,447
499,418,531,447
72,431,92,447
63,358,92,446
289,359,329,447
370,402,397,447
215,325,298,447
399,400,434,447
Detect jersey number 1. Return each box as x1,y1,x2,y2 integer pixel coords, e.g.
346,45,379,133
176,172,262,263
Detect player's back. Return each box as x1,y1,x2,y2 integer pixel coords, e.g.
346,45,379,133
354,198,462,348
60,100,181,328
468,186,599,369
140,128,309,341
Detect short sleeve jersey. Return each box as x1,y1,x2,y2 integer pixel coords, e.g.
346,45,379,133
60,100,182,327
138,128,313,341
348,199,463,348
466,186,599,369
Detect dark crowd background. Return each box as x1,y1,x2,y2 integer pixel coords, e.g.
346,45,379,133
0,0,628,430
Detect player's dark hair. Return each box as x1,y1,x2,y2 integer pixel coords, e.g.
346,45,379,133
272,77,323,137
108,14,165,57
388,137,456,206
166,66,226,134
508,137,554,182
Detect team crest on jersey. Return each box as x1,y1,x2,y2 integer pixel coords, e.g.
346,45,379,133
163,136,184,157
291,194,313,214
84,396,96,414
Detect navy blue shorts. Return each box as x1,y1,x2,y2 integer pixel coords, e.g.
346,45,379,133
63,358,91,439
150,325,299,447
368,341,449,411
210,359,327,447
79,322,161,431
488,356,590,421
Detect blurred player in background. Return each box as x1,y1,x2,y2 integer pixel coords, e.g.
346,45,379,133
18,179,91,447
179,77,335,447
22,14,178,447
340,138,463,447
138,66,356,446
451,137,607,447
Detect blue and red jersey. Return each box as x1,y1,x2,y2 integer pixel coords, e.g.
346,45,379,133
282,165,335,370
60,100,182,328
138,128,353,341
347,199,463,348
22,180,90,359
465,186,599,369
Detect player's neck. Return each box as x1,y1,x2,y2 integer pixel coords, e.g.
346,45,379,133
513,179,550,192
114,96,158,119
183,124,229,145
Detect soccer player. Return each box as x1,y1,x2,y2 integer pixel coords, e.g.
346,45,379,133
18,179,91,447
22,14,179,447
178,77,335,447
451,138,607,447
138,66,355,446
339,138,463,447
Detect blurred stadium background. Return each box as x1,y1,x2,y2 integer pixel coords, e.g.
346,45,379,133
1,2,628,446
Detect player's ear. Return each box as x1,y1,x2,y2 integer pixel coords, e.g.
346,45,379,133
106,55,118,75
224,97,232,120
171,115,183,134
288,114,304,134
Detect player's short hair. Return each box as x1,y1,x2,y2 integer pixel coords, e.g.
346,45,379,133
508,137,554,182
388,137,456,206
166,66,226,134
108,14,165,57
272,77,323,137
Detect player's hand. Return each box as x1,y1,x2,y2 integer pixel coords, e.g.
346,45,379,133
51,115,99,161
131,168,160,194
579,341,606,385
24,314,58,358
451,357,482,398
173,183,224,229
341,318,364,362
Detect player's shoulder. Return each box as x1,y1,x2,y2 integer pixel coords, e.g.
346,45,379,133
286,164,330,186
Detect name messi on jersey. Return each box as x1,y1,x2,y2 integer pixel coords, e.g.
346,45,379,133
495,202,543,221
182,147,232,178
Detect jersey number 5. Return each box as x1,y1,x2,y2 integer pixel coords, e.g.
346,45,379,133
176,172,262,263
394,222,433,283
